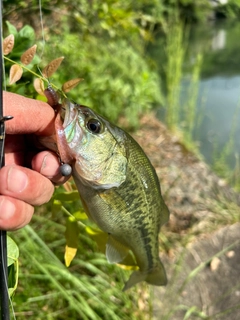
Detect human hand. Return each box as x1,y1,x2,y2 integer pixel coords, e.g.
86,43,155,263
0,91,67,230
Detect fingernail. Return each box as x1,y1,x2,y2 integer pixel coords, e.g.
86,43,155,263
40,153,59,177
7,167,28,193
0,198,16,220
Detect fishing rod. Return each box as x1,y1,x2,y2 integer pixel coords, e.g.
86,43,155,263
0,1,12,319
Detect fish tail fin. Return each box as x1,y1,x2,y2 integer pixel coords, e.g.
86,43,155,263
122,261,167,291
145,261,167,286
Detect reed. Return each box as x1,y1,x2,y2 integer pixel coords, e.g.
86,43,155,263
10,211,149,320
165,22,185,131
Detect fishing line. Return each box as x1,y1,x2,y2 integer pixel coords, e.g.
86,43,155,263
37,1,53,88
38,0,46,60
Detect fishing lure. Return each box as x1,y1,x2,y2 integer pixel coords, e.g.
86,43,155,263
44,85,60,108
44,86,72,177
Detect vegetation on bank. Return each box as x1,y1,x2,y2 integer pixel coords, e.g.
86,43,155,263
2,0,240,319
4,0,240,26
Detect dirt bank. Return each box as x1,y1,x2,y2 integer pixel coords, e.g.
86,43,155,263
132,113,240,319
133,113,240,236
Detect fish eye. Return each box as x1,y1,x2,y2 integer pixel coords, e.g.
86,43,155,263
86,118,102,134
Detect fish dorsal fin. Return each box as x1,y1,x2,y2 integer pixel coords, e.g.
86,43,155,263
106,235,129,264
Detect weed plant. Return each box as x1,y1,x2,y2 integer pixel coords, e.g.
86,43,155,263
165,22,185,131
10,199,150,320
164,22,203,156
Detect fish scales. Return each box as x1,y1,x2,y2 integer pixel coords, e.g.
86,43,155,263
42,91,170,291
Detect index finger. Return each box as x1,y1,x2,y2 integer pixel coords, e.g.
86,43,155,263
3,91,55,136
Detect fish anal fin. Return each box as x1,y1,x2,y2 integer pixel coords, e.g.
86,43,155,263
123,262,167,291
106,235,129,264
122,270,145,291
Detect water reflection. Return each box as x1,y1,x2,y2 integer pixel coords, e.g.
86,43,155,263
182,75,240,167
186,21,240,170
149,20,240,174
212,29,226,50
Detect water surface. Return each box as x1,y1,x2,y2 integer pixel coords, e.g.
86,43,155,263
150,20,240,173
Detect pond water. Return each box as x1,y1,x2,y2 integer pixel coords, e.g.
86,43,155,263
181,75,240,167
150,20,240,174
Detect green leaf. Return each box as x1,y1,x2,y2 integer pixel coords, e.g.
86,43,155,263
8,262,19,297
5,21,17,37
85,226,108,254
53,190,80,202
7,236,19,297
73,210,88,220
65,217,79,249
51,199,62,218
19,25,35,41
7,236,19,266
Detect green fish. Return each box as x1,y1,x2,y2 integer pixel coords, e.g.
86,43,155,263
43,90,169,291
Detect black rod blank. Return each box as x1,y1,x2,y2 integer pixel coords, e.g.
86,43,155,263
0,1,10,318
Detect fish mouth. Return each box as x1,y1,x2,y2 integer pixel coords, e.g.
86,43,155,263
60,98,76,129
60,99,84,149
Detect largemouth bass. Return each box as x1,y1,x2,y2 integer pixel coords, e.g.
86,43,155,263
42,88,169,291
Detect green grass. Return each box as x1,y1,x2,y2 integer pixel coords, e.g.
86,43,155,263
10,208,150,320
165,22,185,131
163,22,204,159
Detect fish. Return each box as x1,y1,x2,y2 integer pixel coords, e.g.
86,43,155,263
42,87,170,291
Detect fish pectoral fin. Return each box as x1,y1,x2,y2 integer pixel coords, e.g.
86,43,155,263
106,235,129,264
123,262,167,291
